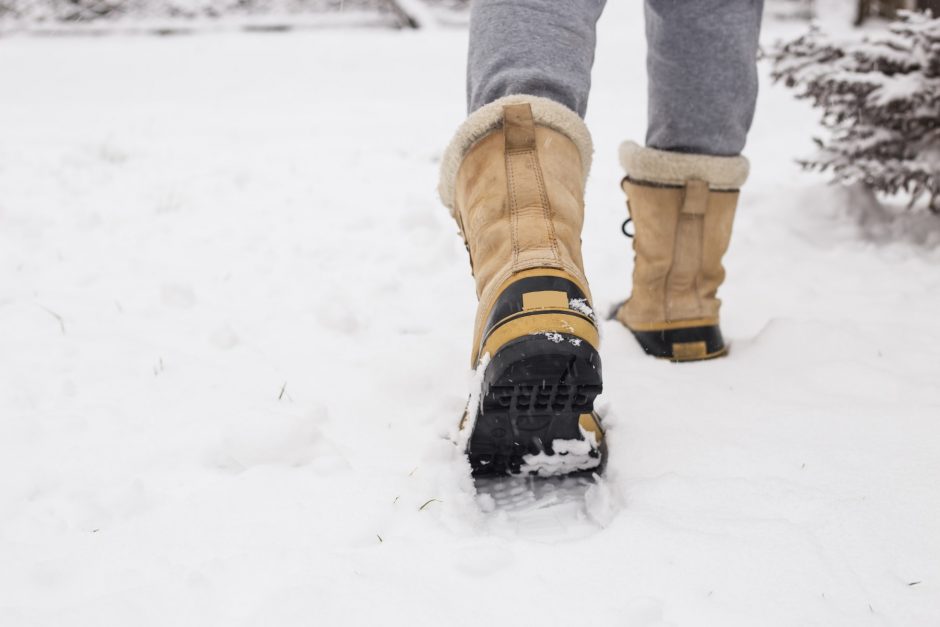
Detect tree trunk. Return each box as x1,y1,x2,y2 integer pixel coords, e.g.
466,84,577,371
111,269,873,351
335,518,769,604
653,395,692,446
917,0,940,15
855,0,871,25
385,0,435,29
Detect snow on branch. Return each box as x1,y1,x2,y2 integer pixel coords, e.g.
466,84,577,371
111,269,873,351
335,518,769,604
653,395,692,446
769,11,940,213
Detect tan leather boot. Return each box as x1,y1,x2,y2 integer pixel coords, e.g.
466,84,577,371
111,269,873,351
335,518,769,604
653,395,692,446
439,96,603,476
614,142,749,361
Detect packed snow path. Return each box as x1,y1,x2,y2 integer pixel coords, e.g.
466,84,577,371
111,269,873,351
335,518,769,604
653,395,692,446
2,4,939,626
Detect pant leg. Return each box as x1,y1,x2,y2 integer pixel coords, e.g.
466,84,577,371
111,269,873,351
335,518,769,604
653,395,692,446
644,0,763,156
467,0,607,117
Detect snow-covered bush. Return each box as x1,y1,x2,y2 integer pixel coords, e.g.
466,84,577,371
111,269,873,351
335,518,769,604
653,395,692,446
769,11,940,213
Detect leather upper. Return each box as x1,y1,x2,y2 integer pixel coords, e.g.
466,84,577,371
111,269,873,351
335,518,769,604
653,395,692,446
617,178,738,328
453,104,592,363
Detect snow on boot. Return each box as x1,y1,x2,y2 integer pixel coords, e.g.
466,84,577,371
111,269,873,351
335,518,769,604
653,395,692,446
439,97,604,477
614,142,749,361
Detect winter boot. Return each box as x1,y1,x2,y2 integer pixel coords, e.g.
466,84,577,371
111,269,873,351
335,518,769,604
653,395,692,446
614,142,749,361
439,96,604,476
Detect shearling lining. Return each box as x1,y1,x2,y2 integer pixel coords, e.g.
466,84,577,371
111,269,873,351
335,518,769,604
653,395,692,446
619,141,749,190
438,95,592,212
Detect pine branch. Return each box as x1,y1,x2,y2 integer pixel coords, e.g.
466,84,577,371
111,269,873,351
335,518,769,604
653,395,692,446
769,12,940,213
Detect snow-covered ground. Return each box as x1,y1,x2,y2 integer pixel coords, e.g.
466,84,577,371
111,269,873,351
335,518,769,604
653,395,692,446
2,3,939,625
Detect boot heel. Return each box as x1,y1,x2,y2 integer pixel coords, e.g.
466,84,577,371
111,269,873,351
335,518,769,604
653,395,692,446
467,334,603,477
630,325,727,362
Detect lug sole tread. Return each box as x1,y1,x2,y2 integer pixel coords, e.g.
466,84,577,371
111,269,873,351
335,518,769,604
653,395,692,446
467,333,603,477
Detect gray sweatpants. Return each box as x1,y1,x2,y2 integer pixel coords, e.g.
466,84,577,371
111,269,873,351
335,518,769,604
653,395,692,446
467,0,763,156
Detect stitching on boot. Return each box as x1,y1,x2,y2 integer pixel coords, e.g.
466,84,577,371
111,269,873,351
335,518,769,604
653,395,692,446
693,214,705,314
506,147,561,272
530,149,561,263
507,148,520,267
663,189,683,321
683,181,709,316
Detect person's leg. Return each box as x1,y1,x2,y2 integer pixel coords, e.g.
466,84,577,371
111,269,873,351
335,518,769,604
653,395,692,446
440,0,608,475
614,0,763,361
645,0,764,155
467,0,607,116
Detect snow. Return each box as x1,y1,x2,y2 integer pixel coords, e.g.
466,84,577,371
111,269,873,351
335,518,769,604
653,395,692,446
870,73,936,106
517,427,601,476
455,352,488,453
568,296,596,319
1,3,939,626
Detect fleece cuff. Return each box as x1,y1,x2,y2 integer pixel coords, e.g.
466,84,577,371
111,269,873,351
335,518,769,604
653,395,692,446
438,95,593,212
619,141,749,190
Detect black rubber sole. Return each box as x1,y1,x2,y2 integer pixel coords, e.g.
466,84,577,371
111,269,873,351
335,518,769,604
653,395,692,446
630,325,726,361
467,333,603,477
